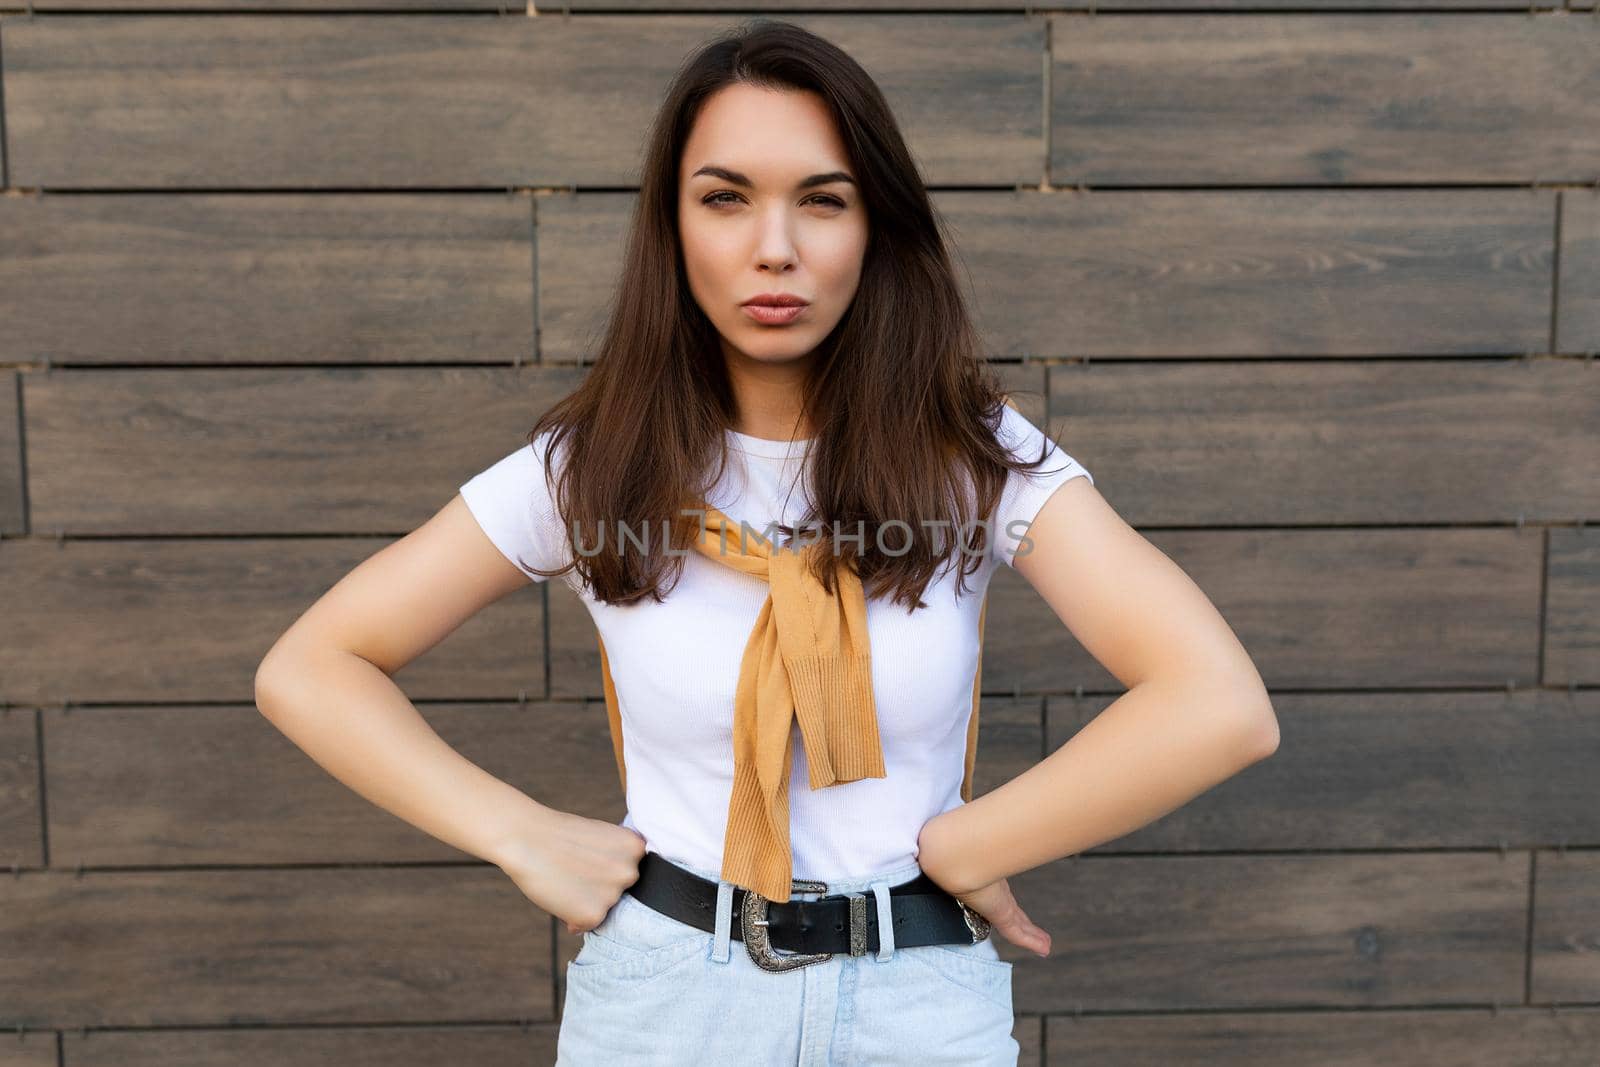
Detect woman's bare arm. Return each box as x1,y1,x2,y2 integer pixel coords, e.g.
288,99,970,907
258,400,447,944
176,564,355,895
918,476,1279,915
253,494,645,931
253,494,547,867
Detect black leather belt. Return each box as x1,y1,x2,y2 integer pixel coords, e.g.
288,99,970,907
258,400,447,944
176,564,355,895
625,850,992,973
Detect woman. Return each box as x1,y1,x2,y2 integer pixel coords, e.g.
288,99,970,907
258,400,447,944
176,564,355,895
255,19,1279,1066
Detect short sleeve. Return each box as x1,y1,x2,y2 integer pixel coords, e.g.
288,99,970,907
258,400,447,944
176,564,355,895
458,432,572,583
990,403,1094,569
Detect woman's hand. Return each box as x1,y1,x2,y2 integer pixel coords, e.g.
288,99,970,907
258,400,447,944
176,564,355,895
916,810,1053,958
493,805,649,936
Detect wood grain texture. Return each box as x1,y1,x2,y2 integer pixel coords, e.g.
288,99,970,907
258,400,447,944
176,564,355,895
0,707,42,870
1530,849,1600,1002
42,701,620,867
1044,1007,1600,1066
1545,527,1600,686
0,372,21,534
0,1036,55,1067
62,1028,553,1067
0,195,534,365
1004,851,1528,1011
2,14,1040,189
0,537,543,705
1557,189,1600,353
23,365,584,533
1046,358,1600,525
1050,15,1600,184
1048,690,1600,850
0,866,550,1027
941,189,1555,358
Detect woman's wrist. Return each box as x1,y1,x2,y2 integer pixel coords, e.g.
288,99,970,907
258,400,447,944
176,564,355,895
482,795,560,873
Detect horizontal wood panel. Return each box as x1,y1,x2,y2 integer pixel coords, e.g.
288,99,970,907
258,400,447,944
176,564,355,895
1558,190,1600,353
1049,690,1600,850
0,372,20,533
44,702,622,867
1545,527,1600,686
0,538,543,705
0,195,534,366
1004,851,1527,1010
0,189,1562,366
0,708,42,869
16,0,1544,8
1,14,1041,188
0,867,551,1027
941,189,1555,359
62,1028,552,1067
1530,849,1600,1002
1046,358,1600,525
0,852,1542,1025
1045,1006,1600,1066
1050,14,1600,184
21,359,1596,537
540,190,1555,361
0,1037,54,1067
23,365,585,533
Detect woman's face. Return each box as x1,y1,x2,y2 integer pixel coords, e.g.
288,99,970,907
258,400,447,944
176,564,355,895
678,83,869,372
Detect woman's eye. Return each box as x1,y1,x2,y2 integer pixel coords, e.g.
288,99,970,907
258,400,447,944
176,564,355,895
701,192,846,209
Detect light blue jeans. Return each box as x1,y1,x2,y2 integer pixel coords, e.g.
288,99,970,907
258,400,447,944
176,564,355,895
556,852,1018,1065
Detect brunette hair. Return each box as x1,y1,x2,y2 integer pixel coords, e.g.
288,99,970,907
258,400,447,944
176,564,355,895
521,18,1063,611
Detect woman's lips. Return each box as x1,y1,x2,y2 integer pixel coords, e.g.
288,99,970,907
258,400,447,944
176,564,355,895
742,303,807,325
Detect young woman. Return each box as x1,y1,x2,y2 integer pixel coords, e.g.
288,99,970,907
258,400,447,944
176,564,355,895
256,19,1279,1066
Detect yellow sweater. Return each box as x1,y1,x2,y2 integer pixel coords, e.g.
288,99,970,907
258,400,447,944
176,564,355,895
595,504,990,903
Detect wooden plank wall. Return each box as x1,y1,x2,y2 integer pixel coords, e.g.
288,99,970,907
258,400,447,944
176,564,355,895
1,5,1598,1066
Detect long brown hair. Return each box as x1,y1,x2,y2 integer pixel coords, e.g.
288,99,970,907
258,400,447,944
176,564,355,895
522,18,1062,612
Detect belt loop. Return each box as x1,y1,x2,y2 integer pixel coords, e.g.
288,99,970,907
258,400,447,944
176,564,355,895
871,880,895,961
711,879,734,964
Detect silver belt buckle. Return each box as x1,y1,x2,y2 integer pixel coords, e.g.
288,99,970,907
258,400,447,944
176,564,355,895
957,899,992,943
741,879,835,973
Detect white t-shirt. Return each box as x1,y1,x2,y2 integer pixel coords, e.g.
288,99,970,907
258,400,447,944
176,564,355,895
459,403,1092,884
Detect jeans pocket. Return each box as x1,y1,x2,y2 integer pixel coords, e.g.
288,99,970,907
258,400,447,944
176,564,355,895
567,892,710,986
902,935,1015,1011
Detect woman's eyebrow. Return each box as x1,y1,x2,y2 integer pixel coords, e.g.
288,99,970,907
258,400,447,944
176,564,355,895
690,164,856,190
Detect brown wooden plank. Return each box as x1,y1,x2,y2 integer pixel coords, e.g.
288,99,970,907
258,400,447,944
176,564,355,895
0,372,21,534
1050,15,1600,184
1530,849,1600,1002
63,1028,550,1067
0,707,42,870
940,189,1554,358
33,0,501,6
1044,1007,1600,1066
0,538,542,705
23,365,584,533
1006,852,1526,1011
1546,527,1600,686
0,1035,55,1067
1046,358,1600,525
0,195,533,366
0,867,551,1027
1000,524,1540,693
43,701,618,867
2,15,1040,189
1048,689,1600,850
1557,189,1600,353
